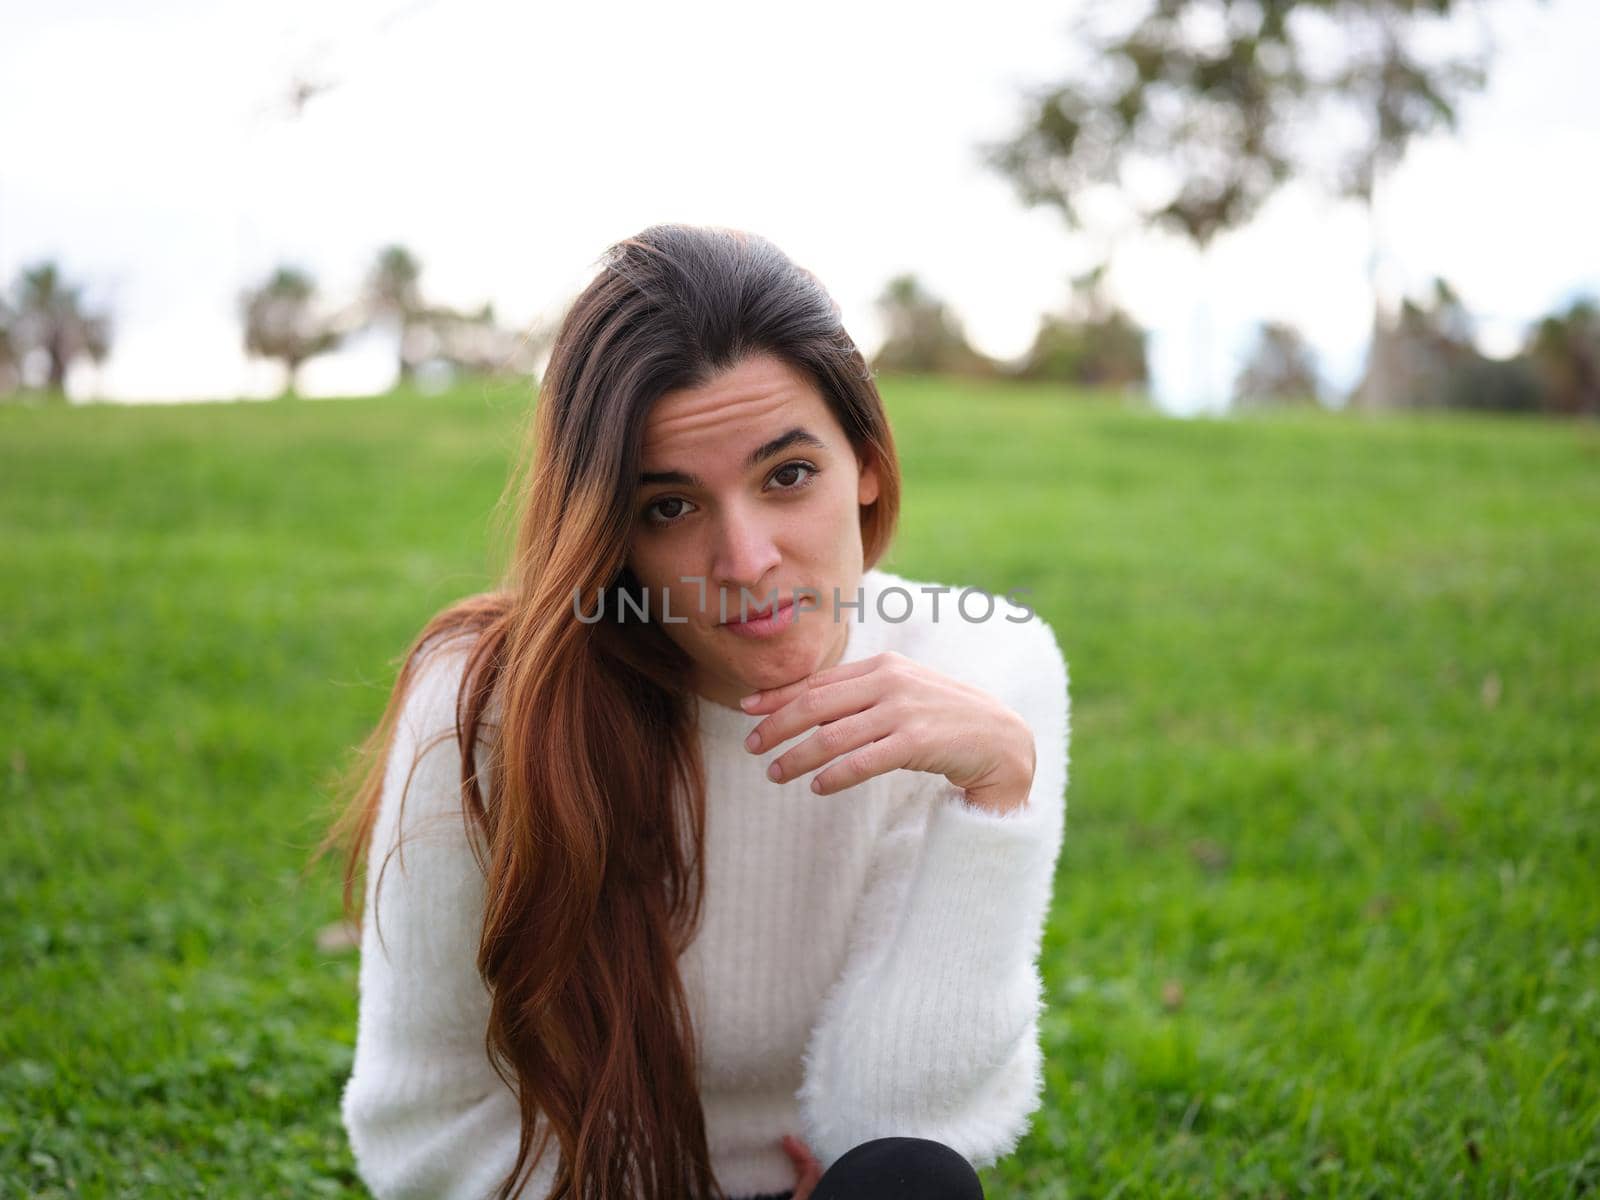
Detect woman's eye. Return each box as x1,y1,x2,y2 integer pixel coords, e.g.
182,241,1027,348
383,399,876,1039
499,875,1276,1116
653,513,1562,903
770,461,818,490
645,496,693,526
641,461,818,529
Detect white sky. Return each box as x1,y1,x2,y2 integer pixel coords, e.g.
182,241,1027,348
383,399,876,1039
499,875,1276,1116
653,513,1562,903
1,0,1596,414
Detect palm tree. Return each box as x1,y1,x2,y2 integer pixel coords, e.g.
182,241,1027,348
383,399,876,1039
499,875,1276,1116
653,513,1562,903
363,244,426,382
12,262,114,395
240,266,342,398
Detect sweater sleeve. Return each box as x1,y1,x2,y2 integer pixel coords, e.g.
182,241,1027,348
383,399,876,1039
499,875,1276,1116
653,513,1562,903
794,612,1071,1171
341,641,560,1200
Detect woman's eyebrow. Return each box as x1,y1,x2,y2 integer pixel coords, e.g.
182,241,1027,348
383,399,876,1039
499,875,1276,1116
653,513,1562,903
639,426,827,487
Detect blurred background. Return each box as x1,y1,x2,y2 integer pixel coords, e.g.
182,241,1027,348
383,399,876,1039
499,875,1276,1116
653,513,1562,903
2,0,1597,416
2,2,1596,1198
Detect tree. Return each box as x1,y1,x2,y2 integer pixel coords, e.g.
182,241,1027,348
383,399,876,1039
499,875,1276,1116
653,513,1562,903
1016,267,1148,388
1019,309,1149,389
1234,321,1321,410
240,266,343,398
427,301,546,379
870,274,995,377
0,299,18,396
1355,277,1544,413
10,262,114,396
359,247,547,386
982,0,1502,408
1524,298,1600,418
1355,277,1473,410
363,244,427,382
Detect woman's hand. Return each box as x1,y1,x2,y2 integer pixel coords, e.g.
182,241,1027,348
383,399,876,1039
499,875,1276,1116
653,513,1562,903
739,650,1037,815
781,1134,823,1200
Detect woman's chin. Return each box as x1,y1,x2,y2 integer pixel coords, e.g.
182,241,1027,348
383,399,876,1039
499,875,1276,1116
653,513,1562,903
723,644,819,694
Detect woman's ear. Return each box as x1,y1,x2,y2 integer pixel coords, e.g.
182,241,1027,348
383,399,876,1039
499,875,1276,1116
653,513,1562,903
857,455,881,506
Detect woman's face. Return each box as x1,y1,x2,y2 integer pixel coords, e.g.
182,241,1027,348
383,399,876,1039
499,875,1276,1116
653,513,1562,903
624,352,881,709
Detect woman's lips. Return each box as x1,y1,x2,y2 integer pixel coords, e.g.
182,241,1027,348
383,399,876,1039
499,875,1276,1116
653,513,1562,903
719,598,798,638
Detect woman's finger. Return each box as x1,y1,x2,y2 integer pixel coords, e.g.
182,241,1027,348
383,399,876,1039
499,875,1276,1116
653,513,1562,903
739,650,887,715
810,729,917,796
765,703,899,785
782,1134,823,1200
743,670,885,754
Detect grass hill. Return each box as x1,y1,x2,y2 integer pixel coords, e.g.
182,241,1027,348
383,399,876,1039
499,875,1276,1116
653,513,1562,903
3,378,1596,1196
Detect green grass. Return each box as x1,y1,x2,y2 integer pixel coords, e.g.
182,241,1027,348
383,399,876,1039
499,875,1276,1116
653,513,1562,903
2,378,1596,1198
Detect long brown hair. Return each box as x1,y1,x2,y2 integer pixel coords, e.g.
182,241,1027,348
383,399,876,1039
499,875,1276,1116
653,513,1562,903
324,224,903,1199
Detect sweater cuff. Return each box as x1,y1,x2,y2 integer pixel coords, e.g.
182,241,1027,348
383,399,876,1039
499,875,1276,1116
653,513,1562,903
884,778,1059,986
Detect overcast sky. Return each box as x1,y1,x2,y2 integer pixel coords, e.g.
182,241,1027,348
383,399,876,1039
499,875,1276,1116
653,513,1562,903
1,0,1596,413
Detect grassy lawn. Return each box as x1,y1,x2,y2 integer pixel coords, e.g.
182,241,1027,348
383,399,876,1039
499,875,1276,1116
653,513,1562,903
2,378,1596,1198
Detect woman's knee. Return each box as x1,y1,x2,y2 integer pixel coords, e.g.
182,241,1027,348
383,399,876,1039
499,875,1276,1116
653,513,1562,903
810,1136,984,1200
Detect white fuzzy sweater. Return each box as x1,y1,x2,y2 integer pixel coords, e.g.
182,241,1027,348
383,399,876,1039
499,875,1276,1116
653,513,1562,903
341,566,1071,1199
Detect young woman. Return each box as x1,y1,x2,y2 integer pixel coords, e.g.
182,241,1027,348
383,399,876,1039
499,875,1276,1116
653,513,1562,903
329,224,1071,1200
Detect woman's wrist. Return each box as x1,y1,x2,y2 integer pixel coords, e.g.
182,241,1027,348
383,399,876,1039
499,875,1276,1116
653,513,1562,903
948,710,1036,815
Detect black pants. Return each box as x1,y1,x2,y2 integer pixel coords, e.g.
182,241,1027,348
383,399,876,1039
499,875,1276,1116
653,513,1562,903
741,1136,984,1200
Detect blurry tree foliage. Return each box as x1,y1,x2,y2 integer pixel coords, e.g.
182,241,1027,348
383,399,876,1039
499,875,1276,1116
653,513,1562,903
1017,266,1150,388
364,244,427,383
1235,320,1322,409
983,0,1494,246
240,266,344,398
360,245,545,386
4,263,112,398
870,273,998,377
983,0,1511,411
1355,277,1551,413
1524,298,1600,417
0,298,19,396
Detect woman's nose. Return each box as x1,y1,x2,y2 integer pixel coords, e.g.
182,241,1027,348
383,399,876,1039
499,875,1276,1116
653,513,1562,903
710,507,781,599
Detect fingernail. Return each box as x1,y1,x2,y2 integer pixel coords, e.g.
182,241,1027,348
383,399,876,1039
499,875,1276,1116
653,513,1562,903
739,693,760,710
768,762,783,781
744,730,761,752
